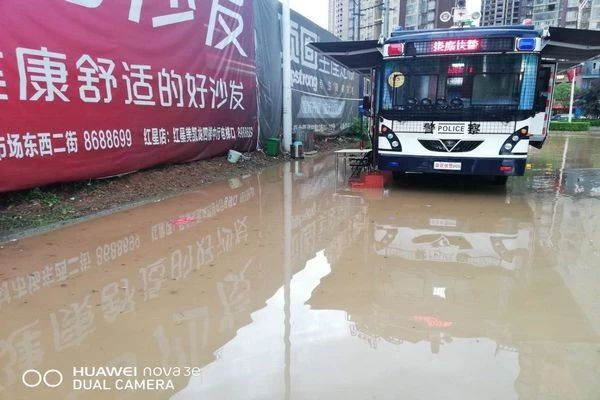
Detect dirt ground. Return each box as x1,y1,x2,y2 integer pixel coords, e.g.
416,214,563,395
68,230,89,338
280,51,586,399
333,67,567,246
0,136,358,238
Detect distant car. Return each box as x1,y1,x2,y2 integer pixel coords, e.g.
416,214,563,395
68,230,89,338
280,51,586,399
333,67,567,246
551,114,569,121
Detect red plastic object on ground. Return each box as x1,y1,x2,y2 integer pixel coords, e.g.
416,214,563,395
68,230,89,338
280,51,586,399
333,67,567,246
350,171,392,189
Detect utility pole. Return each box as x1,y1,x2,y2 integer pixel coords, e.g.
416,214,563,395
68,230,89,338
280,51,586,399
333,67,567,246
282,0,292,152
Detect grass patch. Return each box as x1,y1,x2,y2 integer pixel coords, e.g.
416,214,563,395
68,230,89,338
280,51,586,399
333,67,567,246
1,187,76,234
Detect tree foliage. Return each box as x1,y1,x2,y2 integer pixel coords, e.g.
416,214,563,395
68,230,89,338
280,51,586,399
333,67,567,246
576,78,600,117
553,83,576,107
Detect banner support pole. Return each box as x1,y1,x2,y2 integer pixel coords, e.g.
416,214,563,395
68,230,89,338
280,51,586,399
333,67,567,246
282,0,292,152
568,66,576,122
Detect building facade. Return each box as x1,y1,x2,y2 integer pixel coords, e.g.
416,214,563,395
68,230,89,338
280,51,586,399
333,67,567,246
480,0,598,29
531,0,583,29
481,0,534,26
328,0,454,40
479,0,600,89
329,0,357,40
397,0,454,30
328,0,401,40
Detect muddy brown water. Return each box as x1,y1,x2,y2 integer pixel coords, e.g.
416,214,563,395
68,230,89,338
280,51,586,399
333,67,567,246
1,134,599,400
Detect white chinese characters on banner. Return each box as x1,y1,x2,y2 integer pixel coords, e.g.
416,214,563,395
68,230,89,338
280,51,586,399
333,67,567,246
66,0,103,7
0,52,7,100
68,0,197,27
229,81,244,110
122,62,155,106
0,132,79,161
66,0,249,60
76,55,117,103
23,133,38,158
7,47,248,109
206,0,247,57
8,134,23,159
128,0,197,27
185,73,208,108
171,125,253,143
143,128,168,146
209,77,228,109
16,47,70,102
158,69,184,108
151,0,197,28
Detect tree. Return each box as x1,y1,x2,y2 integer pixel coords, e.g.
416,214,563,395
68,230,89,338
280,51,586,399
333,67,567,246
577,78,600,118
553,83,577,108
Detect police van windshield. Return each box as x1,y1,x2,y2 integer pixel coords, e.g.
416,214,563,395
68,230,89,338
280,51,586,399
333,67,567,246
380,54,538,121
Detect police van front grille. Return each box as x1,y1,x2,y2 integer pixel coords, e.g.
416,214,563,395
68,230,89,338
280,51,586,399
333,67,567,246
419,140,446,152
452,140,484,152
419,140,483,152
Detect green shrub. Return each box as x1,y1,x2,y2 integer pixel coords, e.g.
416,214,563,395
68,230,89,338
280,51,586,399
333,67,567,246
587,119,600,126
549,121,590,131
346,117,367,138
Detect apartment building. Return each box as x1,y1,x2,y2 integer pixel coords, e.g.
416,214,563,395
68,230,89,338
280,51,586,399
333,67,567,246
398,0,454,30
481,0,534,26
328,0,453,40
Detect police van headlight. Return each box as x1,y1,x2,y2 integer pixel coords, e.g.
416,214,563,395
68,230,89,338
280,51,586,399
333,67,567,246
381,125,402,151
500,127,528,155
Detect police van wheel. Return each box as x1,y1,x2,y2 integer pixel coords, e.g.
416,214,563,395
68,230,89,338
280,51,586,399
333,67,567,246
392,171,405,181
493,176,508,185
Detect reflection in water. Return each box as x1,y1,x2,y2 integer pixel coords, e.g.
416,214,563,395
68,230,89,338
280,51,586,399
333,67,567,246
1,136,600,399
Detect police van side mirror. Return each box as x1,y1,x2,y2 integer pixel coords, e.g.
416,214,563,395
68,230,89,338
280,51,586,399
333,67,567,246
362,96,371,112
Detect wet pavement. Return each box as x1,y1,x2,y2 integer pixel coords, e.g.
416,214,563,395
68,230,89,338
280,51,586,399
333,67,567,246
1,133,600,400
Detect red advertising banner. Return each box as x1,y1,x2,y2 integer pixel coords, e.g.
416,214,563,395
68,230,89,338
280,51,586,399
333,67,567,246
0,0,258,192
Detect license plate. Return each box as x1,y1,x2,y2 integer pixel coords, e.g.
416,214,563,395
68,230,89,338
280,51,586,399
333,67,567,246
434,161,462,171
435,123,466,134
429,218,457,227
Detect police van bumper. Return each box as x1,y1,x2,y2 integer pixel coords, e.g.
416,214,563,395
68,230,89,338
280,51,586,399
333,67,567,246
378,154,527,176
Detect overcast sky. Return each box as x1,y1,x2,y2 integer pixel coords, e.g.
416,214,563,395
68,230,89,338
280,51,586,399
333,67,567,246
290,0,329,28
288,0,483,30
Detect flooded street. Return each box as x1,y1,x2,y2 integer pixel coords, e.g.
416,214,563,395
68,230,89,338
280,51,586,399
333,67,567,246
1,134,600,400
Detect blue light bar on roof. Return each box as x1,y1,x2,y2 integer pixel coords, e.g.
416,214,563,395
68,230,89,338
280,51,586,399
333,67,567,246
516,38,537,51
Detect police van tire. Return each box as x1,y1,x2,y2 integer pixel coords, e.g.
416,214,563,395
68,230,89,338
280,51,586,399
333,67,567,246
493,176,509,185
392,171,405,180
